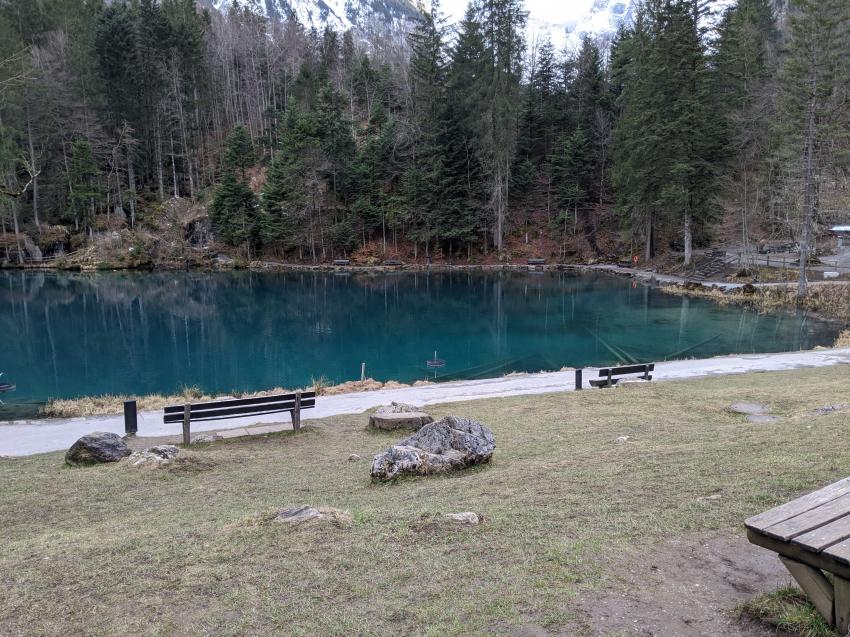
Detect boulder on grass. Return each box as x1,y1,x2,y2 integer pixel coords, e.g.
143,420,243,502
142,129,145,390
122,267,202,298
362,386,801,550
375,402,423,415
370,415,495,481
128,445,180,468
368,411,434,431
65,432,131,466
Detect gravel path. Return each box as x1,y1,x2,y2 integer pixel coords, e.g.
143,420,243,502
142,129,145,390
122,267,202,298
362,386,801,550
2,347,849,457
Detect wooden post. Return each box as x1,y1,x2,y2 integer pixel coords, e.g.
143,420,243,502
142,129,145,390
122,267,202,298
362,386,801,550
643,365,650,381
360,362,366,383
182,404,191,445
293,392,301,431
607,369,613,387
123,400,138,436
575,368,582,391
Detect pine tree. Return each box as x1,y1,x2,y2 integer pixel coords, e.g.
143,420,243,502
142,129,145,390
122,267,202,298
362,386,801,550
714,0,779,249
223,125,256,178
210,170,260,253
780,0,850,297
66,138,102,234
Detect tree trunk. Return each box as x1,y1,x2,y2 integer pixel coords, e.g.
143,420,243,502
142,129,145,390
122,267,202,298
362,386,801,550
644,211,653,262
798,85,817,299
10,199,24,265
127,148,137,229
26,116,40,232
683,214,693,266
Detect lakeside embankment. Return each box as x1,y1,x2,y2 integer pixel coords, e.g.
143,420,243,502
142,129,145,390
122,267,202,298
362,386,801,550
4,347,850,457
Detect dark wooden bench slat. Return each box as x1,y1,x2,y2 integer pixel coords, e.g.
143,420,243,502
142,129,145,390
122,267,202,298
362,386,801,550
747,526,850,582
163,397,316,424
164,405,310,424
763,493,850,542
793,516,850,553
163,391,316,415
597,364,655,377
746,477,850,531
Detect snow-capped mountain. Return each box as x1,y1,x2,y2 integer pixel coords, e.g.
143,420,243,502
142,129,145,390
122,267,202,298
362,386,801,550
208,0,420,33
563,0,637,48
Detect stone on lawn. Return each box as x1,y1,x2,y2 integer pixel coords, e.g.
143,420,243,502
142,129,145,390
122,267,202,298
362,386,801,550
375,402,422,415
65,432,131,466
348,453,362,462
615,436,630,444
370,415,495,481
128,445,180,467
368,411,434,431
729,402,769,416
746,414,783,424
273,506,352,526
445,512,483,525
192,433,223,443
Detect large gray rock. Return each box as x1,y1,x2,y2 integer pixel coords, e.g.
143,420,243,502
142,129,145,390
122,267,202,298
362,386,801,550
65,432,131,466
370,415,495,481
730,402,769,415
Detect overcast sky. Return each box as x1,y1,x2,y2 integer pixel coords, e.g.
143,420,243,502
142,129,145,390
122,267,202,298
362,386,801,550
438,0,597,26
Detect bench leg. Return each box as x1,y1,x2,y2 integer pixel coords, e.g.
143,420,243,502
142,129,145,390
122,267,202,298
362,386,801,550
835,576,850,633
779,556,835,626
182,404,191,446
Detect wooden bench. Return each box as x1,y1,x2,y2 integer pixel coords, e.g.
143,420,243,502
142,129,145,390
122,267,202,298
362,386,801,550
163,391,316,445
746,477,850,631
589,363,654,388
333,259,350,266
383,259,403,266
527,258,546,266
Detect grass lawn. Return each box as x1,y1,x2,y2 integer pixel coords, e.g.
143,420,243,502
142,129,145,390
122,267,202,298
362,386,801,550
2,366,850,636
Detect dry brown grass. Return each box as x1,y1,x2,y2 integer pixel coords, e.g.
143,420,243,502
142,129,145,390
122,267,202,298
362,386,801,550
40,378,433,417
662,282,850,324
4,367,850,636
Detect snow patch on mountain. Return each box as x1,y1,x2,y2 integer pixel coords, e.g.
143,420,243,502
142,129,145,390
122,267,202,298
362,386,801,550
208,0,420,33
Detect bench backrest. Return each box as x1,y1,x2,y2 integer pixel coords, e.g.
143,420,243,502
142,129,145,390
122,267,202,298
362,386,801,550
597,363,655,378
528,258,546,265
163,391,316,424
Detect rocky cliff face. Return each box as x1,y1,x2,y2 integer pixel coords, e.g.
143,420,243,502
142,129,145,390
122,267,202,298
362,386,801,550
206,0,420,33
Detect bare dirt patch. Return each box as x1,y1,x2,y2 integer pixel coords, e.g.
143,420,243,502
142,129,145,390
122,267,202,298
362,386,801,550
577,533,795,637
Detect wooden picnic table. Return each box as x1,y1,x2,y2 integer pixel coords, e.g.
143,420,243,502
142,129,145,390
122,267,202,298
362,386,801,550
746,477,850,631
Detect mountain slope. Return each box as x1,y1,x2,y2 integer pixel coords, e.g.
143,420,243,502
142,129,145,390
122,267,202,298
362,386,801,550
209,0,420,32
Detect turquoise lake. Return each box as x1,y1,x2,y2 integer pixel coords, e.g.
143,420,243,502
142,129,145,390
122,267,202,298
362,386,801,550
0,269,840,410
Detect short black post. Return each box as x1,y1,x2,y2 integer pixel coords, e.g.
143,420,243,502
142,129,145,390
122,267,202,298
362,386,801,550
123,400,138,436
575,369,583,391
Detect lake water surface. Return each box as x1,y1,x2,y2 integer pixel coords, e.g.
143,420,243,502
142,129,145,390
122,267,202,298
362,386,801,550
1,269,840,408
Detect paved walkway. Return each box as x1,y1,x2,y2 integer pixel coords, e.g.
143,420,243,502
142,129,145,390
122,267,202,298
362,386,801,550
2,348,850,457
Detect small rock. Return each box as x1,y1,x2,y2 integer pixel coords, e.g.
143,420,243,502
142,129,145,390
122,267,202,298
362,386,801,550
375,402,423,415
368,412,434,431
274,506,324,524
746,414,783,424
128,445,180,467
348,453,362,462
65,432,132,466
445,512,482,525
191,433,223,443
813,404,850,416
273,506,352,526
698,494,723,502
741,283,757,295
615,436,630,444
729,402,769,415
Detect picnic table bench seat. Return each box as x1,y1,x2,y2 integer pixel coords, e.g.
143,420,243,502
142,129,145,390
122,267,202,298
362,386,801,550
746,477,850,631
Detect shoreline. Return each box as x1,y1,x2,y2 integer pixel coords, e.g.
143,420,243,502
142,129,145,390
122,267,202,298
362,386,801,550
3,347,850,457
